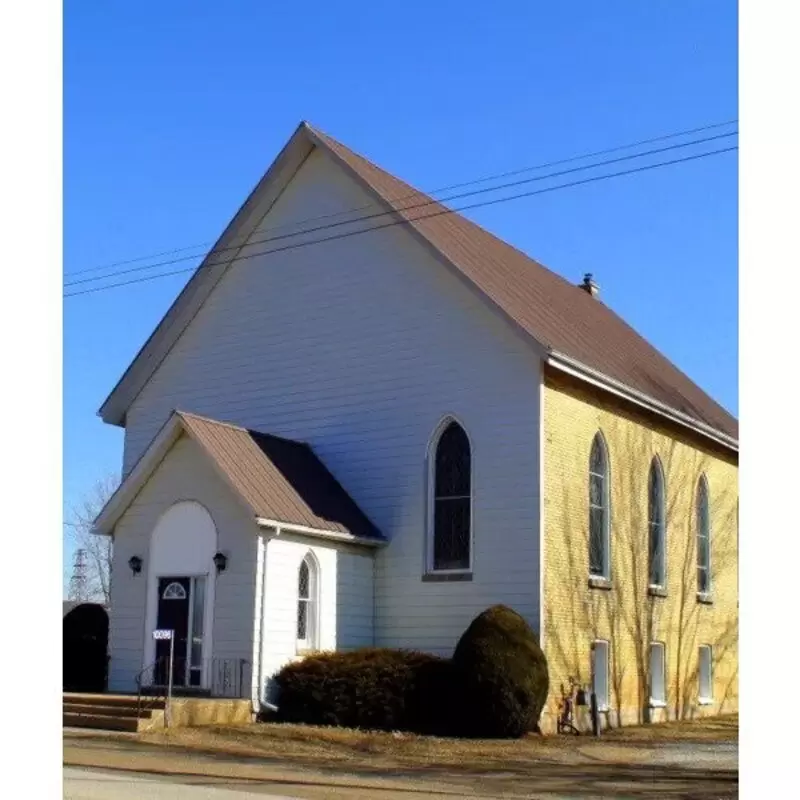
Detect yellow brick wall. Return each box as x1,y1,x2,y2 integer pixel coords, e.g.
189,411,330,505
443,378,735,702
541,371,738,732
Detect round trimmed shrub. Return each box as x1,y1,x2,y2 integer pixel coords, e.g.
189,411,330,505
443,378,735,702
452,605,549,738
273,647,455,734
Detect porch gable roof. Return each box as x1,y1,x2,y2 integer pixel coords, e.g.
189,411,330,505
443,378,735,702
93,411,384,545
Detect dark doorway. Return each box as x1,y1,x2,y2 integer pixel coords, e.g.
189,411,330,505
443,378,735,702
154,577,191,686
63,604,109,693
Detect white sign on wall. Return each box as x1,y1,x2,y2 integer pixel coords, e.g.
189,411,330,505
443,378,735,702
153,629,174,640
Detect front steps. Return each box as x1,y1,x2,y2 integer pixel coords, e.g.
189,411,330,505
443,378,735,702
63,692,253,730
63,693,165,732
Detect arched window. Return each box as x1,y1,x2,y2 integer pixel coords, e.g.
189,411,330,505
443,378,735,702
589,432,610,579
429,420,472,572
296,553,319,652
648,456,667,588
696,475,711,594
162,581,187,600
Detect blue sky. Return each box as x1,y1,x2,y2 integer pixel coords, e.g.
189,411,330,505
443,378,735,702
63,2,737,589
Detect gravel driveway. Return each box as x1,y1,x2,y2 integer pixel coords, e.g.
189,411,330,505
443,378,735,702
644,740,738,768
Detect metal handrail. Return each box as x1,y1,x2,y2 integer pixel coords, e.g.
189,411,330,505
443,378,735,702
134,656,251,720
135,657,168,720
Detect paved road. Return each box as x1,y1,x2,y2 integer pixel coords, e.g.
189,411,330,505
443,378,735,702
63,767,300,800
64,732,738,799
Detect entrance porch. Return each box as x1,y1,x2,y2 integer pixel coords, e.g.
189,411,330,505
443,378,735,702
63,691,252,732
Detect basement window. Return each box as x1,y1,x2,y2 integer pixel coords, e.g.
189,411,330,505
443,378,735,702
698,645,713,705
649,642,666,707
592,639,610,711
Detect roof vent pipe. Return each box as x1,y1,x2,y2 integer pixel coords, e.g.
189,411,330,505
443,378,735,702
580,273,600,297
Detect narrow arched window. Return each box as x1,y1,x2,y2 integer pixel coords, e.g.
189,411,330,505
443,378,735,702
297,554,319,652
430,420,472,572
648,457,667,588
589,433,610,578
696,476,711,594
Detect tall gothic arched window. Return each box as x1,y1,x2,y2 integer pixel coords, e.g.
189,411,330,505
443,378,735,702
429,420,472,572
696,475,711,594
648,456,667,588
589,432,610,578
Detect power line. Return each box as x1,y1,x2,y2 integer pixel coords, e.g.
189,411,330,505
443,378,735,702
63,118,737,280
65,129,737,289
65,144,737,299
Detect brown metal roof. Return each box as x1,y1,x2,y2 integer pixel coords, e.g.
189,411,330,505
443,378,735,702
178,411,382,540
98,121,736,445
308,125,737,441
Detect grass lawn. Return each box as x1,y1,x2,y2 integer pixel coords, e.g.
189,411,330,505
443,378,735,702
64,715,738,799
133,713,738,772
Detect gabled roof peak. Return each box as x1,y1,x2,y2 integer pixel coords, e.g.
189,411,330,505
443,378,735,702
93,410,383,542
98,122,737,448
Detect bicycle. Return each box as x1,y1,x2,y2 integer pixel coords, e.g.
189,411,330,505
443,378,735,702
557,676,581,735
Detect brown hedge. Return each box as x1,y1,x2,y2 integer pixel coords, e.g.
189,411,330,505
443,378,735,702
272,605,549,738
452,604,549,738
273,647,456,734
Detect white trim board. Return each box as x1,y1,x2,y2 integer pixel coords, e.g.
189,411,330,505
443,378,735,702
255,518,385,549
547,353,738,453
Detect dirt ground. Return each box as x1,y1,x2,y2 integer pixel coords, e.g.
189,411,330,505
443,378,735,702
63,714,738,799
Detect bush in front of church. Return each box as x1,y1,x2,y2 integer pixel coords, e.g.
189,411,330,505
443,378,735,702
451,604,549,738
272,647,456,734
270,605,549,738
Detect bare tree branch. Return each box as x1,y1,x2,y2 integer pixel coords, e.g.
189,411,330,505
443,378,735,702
64,475,119,605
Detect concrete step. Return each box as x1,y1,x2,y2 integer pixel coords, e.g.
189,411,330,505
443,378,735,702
63,713,144,733
63,703,149,718
62,692,251,730
63,708,165,733
63,693,166,711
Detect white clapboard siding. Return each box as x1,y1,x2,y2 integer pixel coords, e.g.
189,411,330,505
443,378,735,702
119,146,543,658
107,435,259,693
256,535,375,700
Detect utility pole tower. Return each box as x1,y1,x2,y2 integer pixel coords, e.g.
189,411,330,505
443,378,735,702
68,548,89,602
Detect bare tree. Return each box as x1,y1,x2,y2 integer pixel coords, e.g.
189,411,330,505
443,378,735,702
64,474,119,606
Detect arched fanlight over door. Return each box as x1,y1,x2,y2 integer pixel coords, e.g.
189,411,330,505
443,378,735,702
162,581,187,600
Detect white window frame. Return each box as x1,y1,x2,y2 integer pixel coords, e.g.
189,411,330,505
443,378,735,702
649,641,667,707
186,575,207,689
591,639,610,711
296,552,320,654
588,432,611,580
698,644,713,705
648,456,667,590
425,416,474,575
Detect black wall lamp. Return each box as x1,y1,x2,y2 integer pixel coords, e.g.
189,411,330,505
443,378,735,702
213,552,228,574
128,555,143,576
